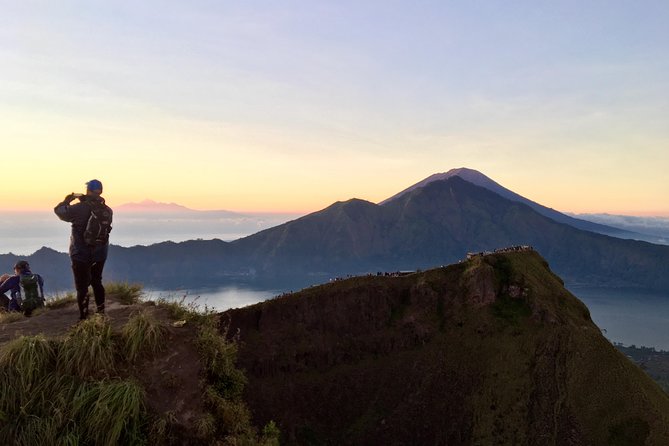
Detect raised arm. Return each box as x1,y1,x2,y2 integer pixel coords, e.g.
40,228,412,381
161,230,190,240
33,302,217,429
54,194,79,223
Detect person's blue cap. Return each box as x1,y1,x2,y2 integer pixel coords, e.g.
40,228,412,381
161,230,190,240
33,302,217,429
86,179,103,192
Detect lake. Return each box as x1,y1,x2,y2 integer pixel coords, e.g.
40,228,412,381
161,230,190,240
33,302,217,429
143,285,281,312
571,287,669,351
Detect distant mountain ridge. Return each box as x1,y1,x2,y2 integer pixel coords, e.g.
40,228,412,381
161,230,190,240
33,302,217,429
115,199,242,216
115,199,194,213
4,170,669,293
222,176,669,290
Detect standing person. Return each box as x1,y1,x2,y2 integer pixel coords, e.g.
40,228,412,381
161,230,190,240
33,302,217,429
0,260,45,316
54,179,113,320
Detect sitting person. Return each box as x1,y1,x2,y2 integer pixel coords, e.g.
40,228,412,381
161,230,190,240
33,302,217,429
0,273,10,310
0,260,45,316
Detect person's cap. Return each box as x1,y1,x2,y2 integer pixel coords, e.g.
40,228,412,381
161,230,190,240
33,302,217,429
86,179,103,192
14,260,29,271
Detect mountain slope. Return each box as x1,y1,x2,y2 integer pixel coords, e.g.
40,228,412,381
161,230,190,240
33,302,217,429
381,168,655,242
227,176,669,290
223,250,669,445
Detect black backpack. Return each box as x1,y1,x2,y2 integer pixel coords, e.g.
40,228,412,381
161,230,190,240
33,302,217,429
84,201,113,246
20,274,44,315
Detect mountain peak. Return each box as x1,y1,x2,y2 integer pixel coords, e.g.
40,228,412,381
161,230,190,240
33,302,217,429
379,168,497,205
380,168,642,240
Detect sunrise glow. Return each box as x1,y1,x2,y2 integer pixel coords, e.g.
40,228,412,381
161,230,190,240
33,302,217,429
1,2,667,216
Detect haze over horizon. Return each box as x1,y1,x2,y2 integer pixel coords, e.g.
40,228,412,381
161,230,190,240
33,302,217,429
1,2,668,215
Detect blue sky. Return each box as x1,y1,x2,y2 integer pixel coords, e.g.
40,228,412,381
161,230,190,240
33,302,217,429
1,1,667,214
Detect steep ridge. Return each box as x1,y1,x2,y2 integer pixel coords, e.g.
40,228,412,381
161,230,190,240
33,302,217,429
223,250,669,445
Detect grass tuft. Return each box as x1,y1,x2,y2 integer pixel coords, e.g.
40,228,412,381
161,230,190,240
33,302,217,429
155,294,207,322
45,292,77,309
147,410,179,444
195,412,217,439
59,315,116,378
0,311,25,324
0,335,57,389
122,310,167,362
72,380,145,446
105,282,144,305
260,420,282,446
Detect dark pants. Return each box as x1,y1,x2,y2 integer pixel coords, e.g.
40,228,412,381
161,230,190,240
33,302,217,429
72,260,105,319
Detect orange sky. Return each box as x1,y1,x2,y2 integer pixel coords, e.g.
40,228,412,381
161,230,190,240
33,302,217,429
1,3,667,217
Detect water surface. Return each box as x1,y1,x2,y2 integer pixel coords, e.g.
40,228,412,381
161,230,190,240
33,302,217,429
570,287,669,351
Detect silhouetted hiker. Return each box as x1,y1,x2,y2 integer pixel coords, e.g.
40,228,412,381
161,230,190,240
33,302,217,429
0,260,45,316
55,179,113,320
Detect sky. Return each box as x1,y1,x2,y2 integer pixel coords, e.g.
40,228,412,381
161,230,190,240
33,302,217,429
1,1,668,215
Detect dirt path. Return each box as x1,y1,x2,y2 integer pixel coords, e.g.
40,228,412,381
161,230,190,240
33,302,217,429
0,296,137,344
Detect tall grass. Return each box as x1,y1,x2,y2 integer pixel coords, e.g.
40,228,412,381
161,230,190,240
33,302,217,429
0,289,278,445
155,294,206,322
0,332,143,445
59,314,116,378
105,282,144,305
122,310,167,362
0,335,57,389
72,380,145,446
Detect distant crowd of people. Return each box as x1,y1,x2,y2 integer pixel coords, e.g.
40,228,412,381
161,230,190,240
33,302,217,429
329,270,416,283
1,179,113,321
465,245,534,260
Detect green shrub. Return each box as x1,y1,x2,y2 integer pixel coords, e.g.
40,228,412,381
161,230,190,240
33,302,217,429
204,385,253,436
260,420,281,446
198,315,247,399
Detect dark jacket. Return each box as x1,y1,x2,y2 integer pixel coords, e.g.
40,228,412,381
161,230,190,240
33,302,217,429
0,270,44,311
54,195,111,263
